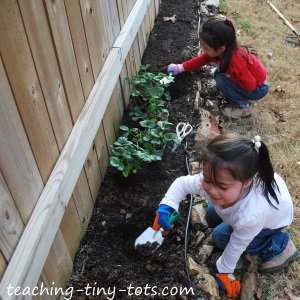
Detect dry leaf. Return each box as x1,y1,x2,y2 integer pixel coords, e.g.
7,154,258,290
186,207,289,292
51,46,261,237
284,285,300,300
163,14,177,23
255,287,264,299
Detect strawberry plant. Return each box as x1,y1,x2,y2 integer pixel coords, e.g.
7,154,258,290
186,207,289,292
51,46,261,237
110,65,176,177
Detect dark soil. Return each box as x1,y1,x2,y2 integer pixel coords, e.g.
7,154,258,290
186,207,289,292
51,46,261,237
68,1,216,299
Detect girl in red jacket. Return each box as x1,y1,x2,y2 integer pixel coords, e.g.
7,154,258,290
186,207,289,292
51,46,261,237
168,16,269,118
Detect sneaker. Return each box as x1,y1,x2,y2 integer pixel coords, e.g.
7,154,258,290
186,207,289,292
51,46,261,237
259,239,300,273
221,106,252,118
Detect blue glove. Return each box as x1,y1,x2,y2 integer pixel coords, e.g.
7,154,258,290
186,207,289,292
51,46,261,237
156,204,175,231
167,64,184,76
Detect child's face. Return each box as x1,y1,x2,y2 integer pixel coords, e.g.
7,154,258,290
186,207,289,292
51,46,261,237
202,163,252,209
200,38,225,57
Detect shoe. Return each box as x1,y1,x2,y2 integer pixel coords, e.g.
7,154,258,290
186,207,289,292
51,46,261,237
259,239,300,273
221,106,251,118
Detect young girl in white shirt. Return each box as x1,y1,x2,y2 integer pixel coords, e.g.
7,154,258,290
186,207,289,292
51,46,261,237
156,133,299,298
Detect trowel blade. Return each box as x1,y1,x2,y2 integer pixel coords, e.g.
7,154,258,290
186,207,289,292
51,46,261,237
134,227,164,249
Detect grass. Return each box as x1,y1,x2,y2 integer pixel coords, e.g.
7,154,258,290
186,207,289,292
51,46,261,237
224,0,300,298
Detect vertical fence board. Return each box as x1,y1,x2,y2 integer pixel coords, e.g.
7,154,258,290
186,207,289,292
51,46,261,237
59,198,84,260
0,252,7,281
19,0,73,152
80,0,111,182
44,0,85,122
64,0,102,210
101,0,121,47
119,0,134,79
148,0,156,29
155,0,160,14
85,147,102,201
64,0,94,99
72,169,94,223
43,231,73,290
20,0,93,271
94,124,109,178
0,0,59,182
116,0,131,106
80,0,110,79
0,172,24,261
0,55,44,223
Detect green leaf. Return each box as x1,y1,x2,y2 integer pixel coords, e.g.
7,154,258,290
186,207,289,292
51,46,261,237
120,125,129,131
139,119,156,128
110,156,120,167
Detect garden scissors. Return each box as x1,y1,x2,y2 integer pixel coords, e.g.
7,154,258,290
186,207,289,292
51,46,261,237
172,122,193,152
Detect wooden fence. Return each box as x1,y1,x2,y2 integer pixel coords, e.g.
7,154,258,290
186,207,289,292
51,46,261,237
0,0,160,298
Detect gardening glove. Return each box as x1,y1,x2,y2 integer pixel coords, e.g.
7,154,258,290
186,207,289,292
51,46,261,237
214,272,241,299
167,63,184,76
154,204,175,231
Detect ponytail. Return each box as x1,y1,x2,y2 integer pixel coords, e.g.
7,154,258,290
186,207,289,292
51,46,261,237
256,141,279,209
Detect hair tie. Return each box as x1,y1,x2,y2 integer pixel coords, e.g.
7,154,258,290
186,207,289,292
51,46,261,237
252,135,261,153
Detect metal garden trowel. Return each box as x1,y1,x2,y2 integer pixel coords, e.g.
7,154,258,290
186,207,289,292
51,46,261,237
135,210,180,255
159,71,174,85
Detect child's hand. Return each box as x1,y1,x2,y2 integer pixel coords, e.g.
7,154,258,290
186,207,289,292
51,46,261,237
167,64,184,76
214,273,241,298
155,204,175,230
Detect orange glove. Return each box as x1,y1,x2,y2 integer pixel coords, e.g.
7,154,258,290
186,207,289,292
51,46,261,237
215,273,241,298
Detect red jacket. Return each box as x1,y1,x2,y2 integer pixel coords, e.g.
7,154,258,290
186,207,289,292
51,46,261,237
182,47,267,91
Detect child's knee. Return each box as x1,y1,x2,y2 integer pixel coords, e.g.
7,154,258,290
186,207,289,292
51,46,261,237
212,226,229,250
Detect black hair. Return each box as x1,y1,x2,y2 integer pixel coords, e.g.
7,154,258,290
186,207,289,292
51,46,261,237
199,16,238,72
202,133,280,209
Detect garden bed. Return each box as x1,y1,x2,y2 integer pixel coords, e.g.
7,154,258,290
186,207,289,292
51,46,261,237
68,0,220,299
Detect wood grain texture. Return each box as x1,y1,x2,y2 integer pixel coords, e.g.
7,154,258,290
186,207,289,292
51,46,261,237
0,172,24,261
0,0,59,181
80,0,110,79
0,55,44,223
44,0,85,121
19,0,73,152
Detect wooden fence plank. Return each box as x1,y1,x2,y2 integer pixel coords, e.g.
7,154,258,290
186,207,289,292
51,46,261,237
0,0,151,295
0,55,44,223
64,0,94,99
43,231,73,289
148,0,156,29
0,0,59,182
64,0,102,208
116,0,131,106
80,0,110,79
0,53,73,294
0,252,7,281
94,124,109,178
18,0,73,152
117,0,134,80
155,0,160,15
100,0,121,47
0,172,24,261
44,0,85,122
84,147,102,201
47,0,98,232
60,198,84,260
72,169,94,223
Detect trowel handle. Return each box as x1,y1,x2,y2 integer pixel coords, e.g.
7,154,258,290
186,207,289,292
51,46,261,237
169,210,180,224
168,70,174,76
152,210,180,231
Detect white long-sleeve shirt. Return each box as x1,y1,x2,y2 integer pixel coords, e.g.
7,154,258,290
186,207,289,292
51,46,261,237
160,173,293,273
